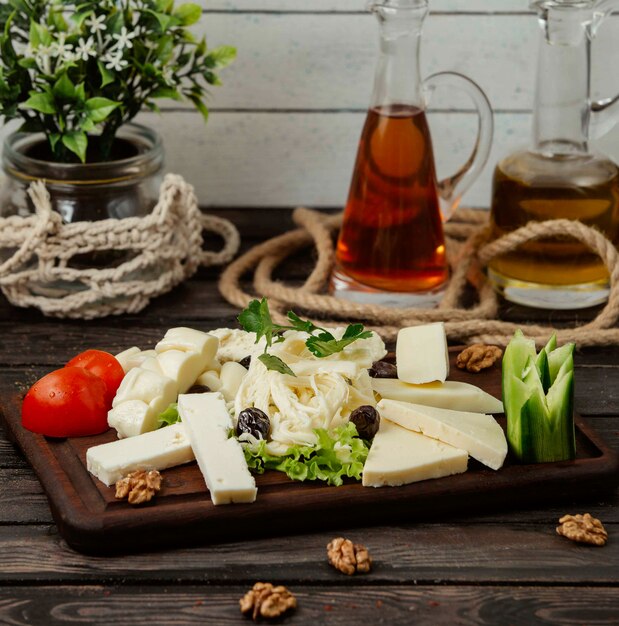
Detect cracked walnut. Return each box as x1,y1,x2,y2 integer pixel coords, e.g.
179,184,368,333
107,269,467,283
115,469,162,505
327,537,372,575
456,344,503,373
240,582,296,620
556,513,608,546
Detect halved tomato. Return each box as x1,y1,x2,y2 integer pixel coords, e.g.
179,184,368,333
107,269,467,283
66,349,124,407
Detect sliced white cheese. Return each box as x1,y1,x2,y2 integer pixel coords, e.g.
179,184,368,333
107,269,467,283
289,359,359,378
396,323,449,384
196,369,222,392
157,349,208,394
108,400,151,439
87,423,194,486
177,392,257,505
113,367,176,408
378,399,508,470
155,327,218,362
372,378,504,414
362,418,468,487
140,356,165,376
219,361,248,402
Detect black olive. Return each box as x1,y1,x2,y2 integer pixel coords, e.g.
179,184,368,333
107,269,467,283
349,405,380,440
186,384,211,394
368,360,397,378
236,407,270,440
239,355,252,368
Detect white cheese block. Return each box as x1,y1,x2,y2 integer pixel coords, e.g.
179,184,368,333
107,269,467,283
155,327,218,362
396,323,449,384
372,378,504,414
378,399,508,470
140,356,165,376
219,361,248,402
113,367,176,408
289,359,359,378
157,349,208,393
87,423,194,486
196,369,222,392
114,348,157,374
108,400,151,439
362,418,468,487
177,392,257,505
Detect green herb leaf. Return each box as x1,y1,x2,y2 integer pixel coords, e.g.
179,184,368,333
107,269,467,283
306,325,373,358
174,3,202,26
157,403,180,428
286,311,319,334
97,61,115,88
62,131,88,163
53,73,76,100
85,97,120,123
238,298,275,346
210,45,236,68
258,353,296,377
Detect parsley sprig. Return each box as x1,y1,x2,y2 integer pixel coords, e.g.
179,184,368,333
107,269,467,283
237,298,373,376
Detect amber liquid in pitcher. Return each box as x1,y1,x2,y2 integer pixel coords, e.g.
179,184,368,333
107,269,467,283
335,104,448,293
489,152,619,290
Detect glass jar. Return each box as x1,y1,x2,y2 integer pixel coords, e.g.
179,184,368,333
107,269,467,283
0,123,164,223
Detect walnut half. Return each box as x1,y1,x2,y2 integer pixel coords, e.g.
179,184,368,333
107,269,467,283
115,469,162,505
456,344,503,373
327,537,372,575
556,513,608,546
239,582,296,621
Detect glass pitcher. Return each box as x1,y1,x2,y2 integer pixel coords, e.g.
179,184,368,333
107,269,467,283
331,0,493,307
489,0,619,310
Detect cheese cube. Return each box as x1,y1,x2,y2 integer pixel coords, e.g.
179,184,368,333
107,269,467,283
372,378,504,414
87,424,194,486
362,418,468,487
156,327,218,362
108,400,152,439
112,367,176,408
196,370,222,392
396,323,449,384
378,399,508,470
219,361,248,402
177,393,257,505
156,349,208,393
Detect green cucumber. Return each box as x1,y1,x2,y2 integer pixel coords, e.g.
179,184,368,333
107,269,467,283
502,331,576,463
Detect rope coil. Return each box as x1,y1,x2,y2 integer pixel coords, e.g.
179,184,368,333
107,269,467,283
218,208,619,348
0,173,240,319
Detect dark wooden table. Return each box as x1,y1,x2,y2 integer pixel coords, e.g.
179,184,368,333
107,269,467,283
0,210,617,626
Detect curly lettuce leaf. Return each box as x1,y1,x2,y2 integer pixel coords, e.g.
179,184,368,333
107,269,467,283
157,403,180,428
242,423,369,486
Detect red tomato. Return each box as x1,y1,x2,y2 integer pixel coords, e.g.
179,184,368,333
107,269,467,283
22,367,109,438
65,349,124,407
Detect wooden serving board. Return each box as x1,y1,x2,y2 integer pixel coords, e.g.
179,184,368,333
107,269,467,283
1,353,617,555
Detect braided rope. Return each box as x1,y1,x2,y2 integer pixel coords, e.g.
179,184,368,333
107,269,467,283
0,173,240,319
218,208,619,348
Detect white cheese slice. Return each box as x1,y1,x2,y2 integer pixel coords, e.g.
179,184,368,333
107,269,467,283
108,400,151,439
378,399,508,470
87,423,194,486
219,361,248,402
157,349,208,393
155,327,218,362
196,370,222,392
114,348,157,374
362,418,468,487
177,392,257,505
372,378,504,414
396,323,449,384
113,367,176,408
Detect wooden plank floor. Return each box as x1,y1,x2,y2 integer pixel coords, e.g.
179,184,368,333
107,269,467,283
0,209,617,625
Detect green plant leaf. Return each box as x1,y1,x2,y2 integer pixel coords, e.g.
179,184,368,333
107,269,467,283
238,298,274,345
148,10,181,31
75,82,86,102
258,353,296,377
53,73,76,100
62,131,88,163
150,86,181,100
97,61,115,88
209,45,236,68
85,97,119,122
49,132,61,151
29,21,51,47
187,93,209,122
22,92,56,114
174,3,202,25
157,403,180,427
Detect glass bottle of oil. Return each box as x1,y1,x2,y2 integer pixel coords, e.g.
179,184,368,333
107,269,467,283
489,0,619,309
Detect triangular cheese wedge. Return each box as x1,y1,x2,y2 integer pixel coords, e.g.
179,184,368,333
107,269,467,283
362,418,468,487
378,399,508,470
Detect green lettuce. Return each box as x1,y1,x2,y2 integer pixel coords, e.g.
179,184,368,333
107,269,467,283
157,403,180,428
242,423,369,486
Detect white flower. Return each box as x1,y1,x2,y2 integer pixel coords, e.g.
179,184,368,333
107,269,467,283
103,52,128,72
74,36,96,61
112,26,137,50
50,35,73,61
85,13,107,34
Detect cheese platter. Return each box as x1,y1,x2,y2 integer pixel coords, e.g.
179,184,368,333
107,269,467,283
1,308,618,555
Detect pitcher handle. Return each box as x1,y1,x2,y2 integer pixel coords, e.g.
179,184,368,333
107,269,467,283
423,72,493,221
